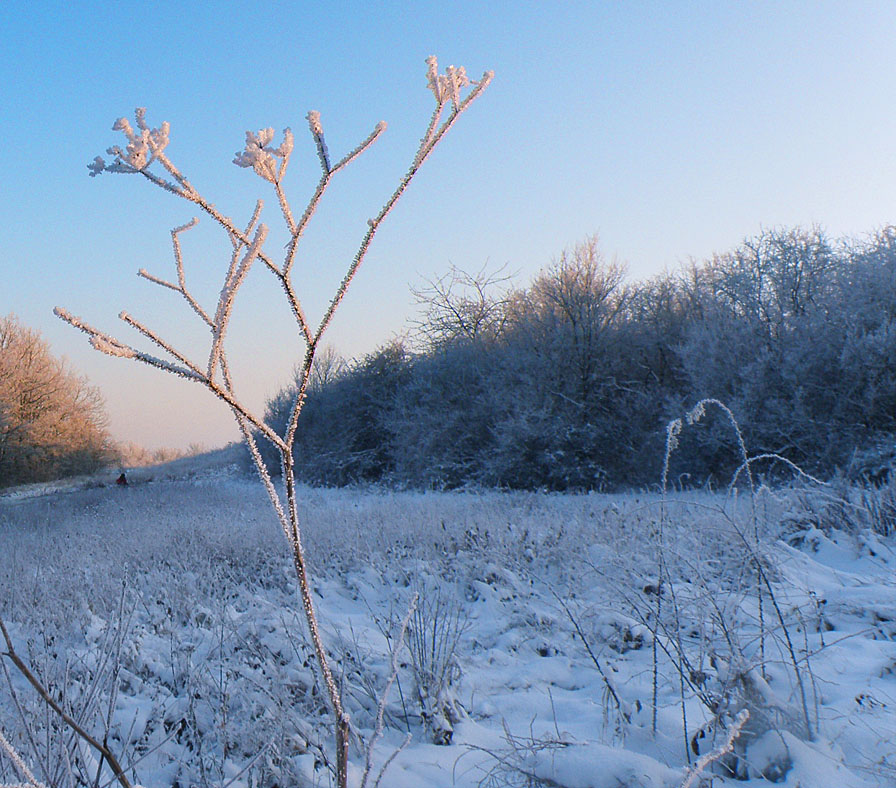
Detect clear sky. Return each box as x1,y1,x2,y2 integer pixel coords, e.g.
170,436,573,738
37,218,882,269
3,1,896,450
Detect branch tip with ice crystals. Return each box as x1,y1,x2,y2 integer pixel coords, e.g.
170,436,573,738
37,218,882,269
234,127,293,182
87,156,106,177
307,111,330,172
173,217,199,235
91,108,171,177
425,56,471,108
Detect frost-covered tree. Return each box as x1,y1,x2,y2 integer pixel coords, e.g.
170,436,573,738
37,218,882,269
0,314,112,486
54,57,492,788
267,225,896,489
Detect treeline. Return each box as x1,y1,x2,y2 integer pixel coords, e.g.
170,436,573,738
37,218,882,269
0,315,114,487
262,227,896,490
116,441,208,468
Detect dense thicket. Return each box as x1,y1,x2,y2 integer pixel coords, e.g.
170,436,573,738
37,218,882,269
0,315,113,486
263,227,896,490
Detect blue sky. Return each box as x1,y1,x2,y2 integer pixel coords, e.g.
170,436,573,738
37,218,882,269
3,1,896,450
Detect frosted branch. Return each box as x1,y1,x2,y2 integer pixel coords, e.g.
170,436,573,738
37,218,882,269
360,594,418,788
244,199,264,238
118,311,204,377
136,269,179,292
307,111,330,173
153,151,197,197
138,217,214,327
208,224,268,380
54,308,205,382
282,119,387,278
138,166,189,197
331,120,387,174
0,730,45,788
680,710,749,788
171,218,213,325
273,180,296,236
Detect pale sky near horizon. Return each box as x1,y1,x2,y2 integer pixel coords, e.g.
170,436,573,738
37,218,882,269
3,1,896,451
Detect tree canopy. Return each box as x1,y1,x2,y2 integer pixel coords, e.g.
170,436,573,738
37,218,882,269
263,227,896,490
0,315,113,487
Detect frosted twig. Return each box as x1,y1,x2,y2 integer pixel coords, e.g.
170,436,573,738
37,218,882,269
0,617,133,788
153,149,198,197
137,217,212,326
282,119,387,278
0,729,45,788
331,120,387,174
240,200,264,246
166,218,214,325
679,709,749,788
730,452,826,490
307,111,330,173
135,166,188,198
54,308,204,381
274,179,296,235
208,224,268,380
360,593,418,788
230,397,291,531
136,269,179,293
373,734,412,788
118,312,204,376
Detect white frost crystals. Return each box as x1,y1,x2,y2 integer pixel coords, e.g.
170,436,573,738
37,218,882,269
88,108,171,176
426,55,472,107
232,127,295,183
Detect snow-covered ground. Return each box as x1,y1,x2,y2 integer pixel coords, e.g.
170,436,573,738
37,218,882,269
1,460,894,787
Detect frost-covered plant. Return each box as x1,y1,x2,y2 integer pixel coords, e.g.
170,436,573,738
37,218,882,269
0,606,135,788
790,475,896,538
53,56,492,788
679,709,749,788
650,399,820,778
407,578,470,745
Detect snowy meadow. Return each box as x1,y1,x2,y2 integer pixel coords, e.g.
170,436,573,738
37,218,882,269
2,460,895,787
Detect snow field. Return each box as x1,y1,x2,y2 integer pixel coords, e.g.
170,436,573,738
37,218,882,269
1,473,895,787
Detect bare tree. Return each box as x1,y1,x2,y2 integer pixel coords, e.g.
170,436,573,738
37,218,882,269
411,263,513,348
512,236,628,412
52,57,491,788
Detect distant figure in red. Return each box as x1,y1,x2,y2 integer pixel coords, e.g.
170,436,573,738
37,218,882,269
116,473,128,486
